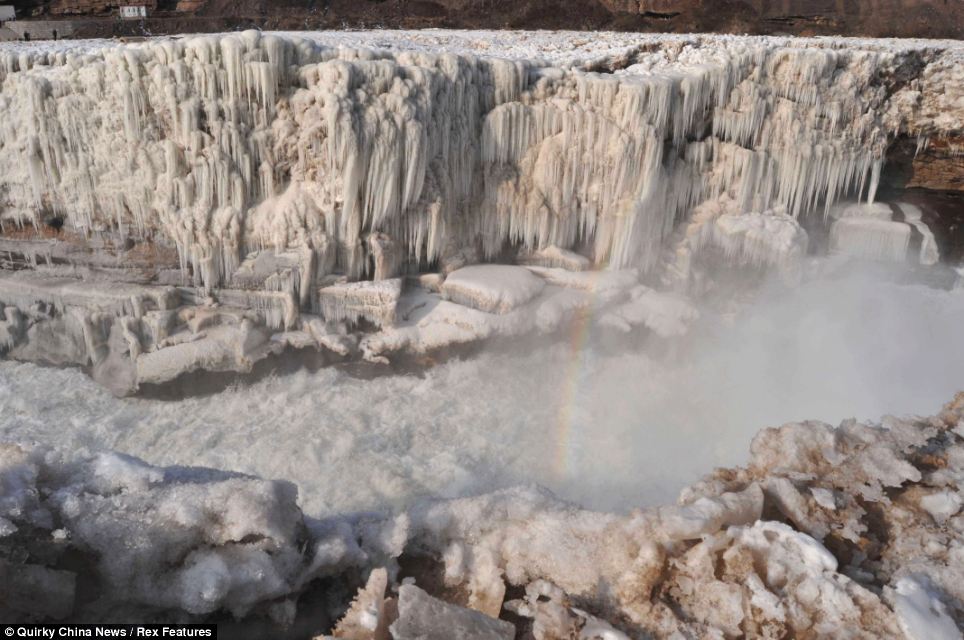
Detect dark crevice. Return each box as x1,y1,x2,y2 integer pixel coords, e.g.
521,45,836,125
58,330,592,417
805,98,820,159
44,215,65,232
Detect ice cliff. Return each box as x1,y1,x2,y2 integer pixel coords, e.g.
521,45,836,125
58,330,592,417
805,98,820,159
0,31,961,391
4,392,964,638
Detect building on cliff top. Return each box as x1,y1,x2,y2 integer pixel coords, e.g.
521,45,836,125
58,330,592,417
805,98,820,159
49,0,156,16
119,4,147,18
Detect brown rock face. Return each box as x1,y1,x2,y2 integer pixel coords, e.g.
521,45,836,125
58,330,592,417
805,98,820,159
884,136,964,194
880,136,964,263
11,0,964,38
906,138,964,193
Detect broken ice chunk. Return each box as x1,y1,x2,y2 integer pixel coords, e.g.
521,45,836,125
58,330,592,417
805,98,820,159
810,487,837,511
892,576,962,640
389,584,515,640
331,567,392,640
918,490,963,524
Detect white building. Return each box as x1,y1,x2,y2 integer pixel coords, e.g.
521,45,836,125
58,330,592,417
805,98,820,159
120,5,148,18
0,6,16,23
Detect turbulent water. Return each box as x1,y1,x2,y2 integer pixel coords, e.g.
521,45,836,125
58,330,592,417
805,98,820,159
4,264,962,516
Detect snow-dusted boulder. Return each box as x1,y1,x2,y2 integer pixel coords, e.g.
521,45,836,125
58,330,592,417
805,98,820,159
441,265,545,314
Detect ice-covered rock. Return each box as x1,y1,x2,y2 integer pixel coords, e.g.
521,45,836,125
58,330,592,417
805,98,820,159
517,246,592,271
524,267,639,300
318,278,403,328
441,265,546,314
831,217,912,262
699,209,809,269
892,576,962,640
828,200,942,265
359,279,602,360
898,202,941,266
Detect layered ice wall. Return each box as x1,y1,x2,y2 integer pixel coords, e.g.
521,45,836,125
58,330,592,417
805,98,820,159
0,31,960,390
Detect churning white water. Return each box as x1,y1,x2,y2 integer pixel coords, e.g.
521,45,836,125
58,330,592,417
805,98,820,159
2,265,961,516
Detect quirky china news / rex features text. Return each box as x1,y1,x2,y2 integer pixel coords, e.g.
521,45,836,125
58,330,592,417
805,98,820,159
2,626,216,638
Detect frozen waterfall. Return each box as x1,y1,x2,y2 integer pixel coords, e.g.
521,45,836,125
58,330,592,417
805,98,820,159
0,31,960,392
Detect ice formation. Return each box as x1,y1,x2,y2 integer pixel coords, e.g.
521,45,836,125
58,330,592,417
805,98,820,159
827,201,943,264
0,30,959,390
4,389,964,637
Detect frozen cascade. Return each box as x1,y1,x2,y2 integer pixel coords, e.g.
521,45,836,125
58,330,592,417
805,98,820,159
0,31,960,391
0,32,950,285
831,217,912,262
827,201,941,264
898,202,941,266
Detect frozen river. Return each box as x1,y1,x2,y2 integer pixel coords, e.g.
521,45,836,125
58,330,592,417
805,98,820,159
3,268,963,518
